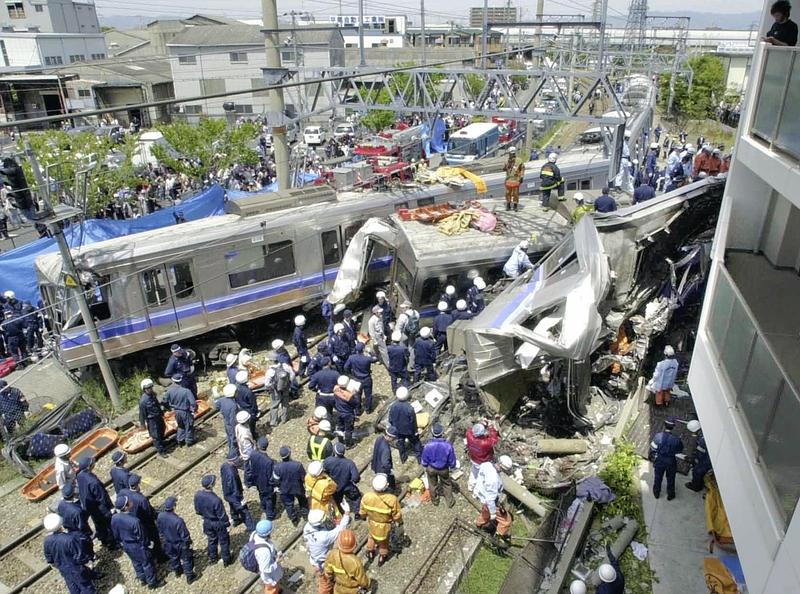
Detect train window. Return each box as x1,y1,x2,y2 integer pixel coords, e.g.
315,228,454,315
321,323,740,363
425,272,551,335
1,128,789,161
343,222,362,248
141,268,168,306
417,197,434,207
227,241,296,289
566,181,577,191
169,262,195,300
321,230,341,266
581,179,591,190
394,202,408,211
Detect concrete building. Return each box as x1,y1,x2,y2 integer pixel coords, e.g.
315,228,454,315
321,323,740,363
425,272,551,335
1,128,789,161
687,1,800,592
714,45,755,94
297,13,407,49
0,0,99,34
469,6,517,28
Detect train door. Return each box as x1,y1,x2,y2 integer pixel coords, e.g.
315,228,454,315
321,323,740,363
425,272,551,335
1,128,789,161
320,227,343,291
140,265,180,340
166,260,205,332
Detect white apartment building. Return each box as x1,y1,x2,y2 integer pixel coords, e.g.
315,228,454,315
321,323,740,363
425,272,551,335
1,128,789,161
298,13,407,49
688,1,800,592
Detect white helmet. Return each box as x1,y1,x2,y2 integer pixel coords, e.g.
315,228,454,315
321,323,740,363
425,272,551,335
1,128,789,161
445,285,455,296
547,152,558,163
473,276,486,290
334,323,344,333
294,315,306,326
687,420,701,433
271,339,284,350
508,146,517,153
569,580,587,594
456,299,467,311
236,410,251,424
518,240,529,250
314,406,328,420
584,195,595,206
235,370,249,384
319,419,332,432
3,290,14,300
225,353,237,366
437,301,448,312
498,455,513,471
54,443,71,458
333,303,346,315
664,345,675,357
396,386,409,401
391,330,402,342
223,384,237,398
140,378,154,390
372,473,389,492
419,327,431,338
337,375,349,387
43,513,63,532
376,290,386,299
307,508,326,526
650,142,659,150
598,563,617,583
574,192,585,203
308,460,323,477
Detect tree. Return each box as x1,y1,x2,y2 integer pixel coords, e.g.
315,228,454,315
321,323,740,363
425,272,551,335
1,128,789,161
463,73,487,101
659,55,725,119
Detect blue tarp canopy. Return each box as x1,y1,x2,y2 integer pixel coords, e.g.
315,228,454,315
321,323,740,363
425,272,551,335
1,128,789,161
0,184,226,305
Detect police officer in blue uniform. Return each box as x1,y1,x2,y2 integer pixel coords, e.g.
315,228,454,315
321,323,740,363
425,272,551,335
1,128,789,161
467,277,486,315
43,513,96,594
164,374,197,446
432,301,454,354
156,496,197,584
0,379,28,434
413,327,438,382
164,344,197,395
685,420,712,492
271,446,307,526
376,291,394,335
109,451,130,496
344,342,379,414
388,387,422,463
220,454,255,531
330,324,352,373
342,309,357,349
23,302,43,352
334,375,361,447
321,297,334,337
120,474,163,561
225,353,239,384
111,495,160,589
306,341,330,376
193,474,232,566
650,417,684,500
439,285,457,312
324,442,362,515
216,383,240,457
293,315,310,377
2,310,26,363
138,379,167,457
244,437,277,520
387,331,410,394
234,370,259,437
309,357,339,417
76,456,117,551
371,426,396,491
57,483,95,564
451,299,474,322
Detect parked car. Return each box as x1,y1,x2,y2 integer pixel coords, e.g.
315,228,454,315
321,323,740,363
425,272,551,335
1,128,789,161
303,126,326,146
333,123,356,140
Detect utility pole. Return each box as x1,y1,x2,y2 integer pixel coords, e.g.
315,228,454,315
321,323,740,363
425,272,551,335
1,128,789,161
420,0,427,65
481,0,488,69
533,0,544,67
262,0,290,189
24,142,121,409
598,0,609,72
358,0,366,67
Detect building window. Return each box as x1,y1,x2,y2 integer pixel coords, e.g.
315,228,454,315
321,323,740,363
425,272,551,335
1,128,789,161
280,49,297,63
234,104,253,114
0,40,7,68
44,56,63,66
34,4,43,12
227,241,296,289
77,88,91,98
229,52,248,63
183,105,203,114
7,2,24,19
90,53,105,60
178,55,197,65
69,54,85,63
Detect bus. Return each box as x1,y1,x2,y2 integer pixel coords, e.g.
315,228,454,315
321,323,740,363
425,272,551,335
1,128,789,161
446,122,501,164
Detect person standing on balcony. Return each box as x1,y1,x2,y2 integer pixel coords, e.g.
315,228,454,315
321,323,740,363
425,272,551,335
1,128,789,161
764,1,798,46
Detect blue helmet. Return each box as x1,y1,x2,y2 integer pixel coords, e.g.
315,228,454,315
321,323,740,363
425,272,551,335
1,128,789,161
256,519,273,537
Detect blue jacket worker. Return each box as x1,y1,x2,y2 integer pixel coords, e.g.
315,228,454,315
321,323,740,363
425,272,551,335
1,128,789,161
594,188,618,213
193,474,232,566
451,299,474,322
164,374,197,446
216,384,240,458
650,417,684,500
344,342,378,413
388,387,422,463
235,370,259,437
321,297,334,337
245,437,277,520
376,291,394,335
293,315,310,377
466,277,486,315
597,543,625,594
157,496,197,584
432,301,454,353
164,343,197,395
57,483,94,563
138,379,167,457
226,353,239,384
76,456,116,550
333,375,361,447
330,325,352,372
271,446,308,526
309,358,339,416
119,474,163,560
685,420,712,493
220,454,255,531
324,442,362,515
421,423,457,507
0,379,28,434
43,513,96,594
371,426,396,491
109,450,130,495
111,495,160,589
413,327,438,382
387,332,410,394
439,285,457,312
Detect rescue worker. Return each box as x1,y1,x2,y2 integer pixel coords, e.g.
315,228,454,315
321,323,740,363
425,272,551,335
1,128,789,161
387,331,410,394
138,379,167,457
43,513,96,594
324,529,370,592
333,375,360,446
344,342,378,414
504,146,525,211
252,520,283,594
685,420,712,492
330,324,352,372
272,338,292,366
571,193,594,223
388,387,421,464
156,496,197,584
502,240,534,278
307,406,329,436
597,543,625,594
308,419,335,461
111,495,160,589
23,302,43,352
650,417,684,500
2,310,25,362
193,474,232,566
235,370,259,437
466,421,500,491
439,285,457,312
466,276,486,315
0,379,28,434
293,314,310,377
413,327,437,382
220,454,255,531
451,299,474,322
265,351,295,427
322,296,335,338
473,455,514,541
164,373,197,446
367,305,389,367
708,147,723,176
304,507,352,594
225,353,239,384
650,345,679,407
693,144,712,177
109,451,130,495
2,290,21,314
324,442,362,515
272,446,308,526
360,474,403,566
421,423,456,507
305,460,338,521
371,425,397,492
120,474,162,562
342,309,358,349
307,342,332,377
54,443,76,493
539,152,564,209
432,301,453,354
217,384,240,458
245,437,277,520
57,483,94,564
164,344,197,395
376,291,393,334
594,187,617,213
309,357,339,417
570,580,587,594
235,410,256,461
76,456,116,550
645,142,659,183
633,181,656,204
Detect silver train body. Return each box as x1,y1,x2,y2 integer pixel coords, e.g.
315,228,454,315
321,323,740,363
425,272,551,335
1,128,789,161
35,151,610,369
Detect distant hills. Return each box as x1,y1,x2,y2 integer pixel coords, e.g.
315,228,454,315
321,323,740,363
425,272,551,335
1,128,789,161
649,11,762,30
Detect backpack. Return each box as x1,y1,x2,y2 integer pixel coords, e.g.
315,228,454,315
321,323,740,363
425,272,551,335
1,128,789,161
274,365,291,394
405,310,419,336
239,539,269,573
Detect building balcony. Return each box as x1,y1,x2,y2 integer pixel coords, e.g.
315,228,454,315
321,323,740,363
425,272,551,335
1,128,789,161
751,45,800,161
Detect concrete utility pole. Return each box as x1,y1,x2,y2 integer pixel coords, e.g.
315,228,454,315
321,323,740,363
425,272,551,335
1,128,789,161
262,0,290,189
358,0,366,67
534,0,544,66
598,0,609,71
420,0,427,65
481,0,488,69
24,142,121,409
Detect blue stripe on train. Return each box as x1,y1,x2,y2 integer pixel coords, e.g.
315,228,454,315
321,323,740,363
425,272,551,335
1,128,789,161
489,266,544,330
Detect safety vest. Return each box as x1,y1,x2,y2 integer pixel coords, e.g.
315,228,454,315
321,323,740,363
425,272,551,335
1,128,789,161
361,492,400,541
307,435,330,461
325,549,367,590
505,159,523,183
305,474,337,511
539,163,561,190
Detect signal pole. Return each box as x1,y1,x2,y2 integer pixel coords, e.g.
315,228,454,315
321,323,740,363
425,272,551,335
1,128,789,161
262,0,290,189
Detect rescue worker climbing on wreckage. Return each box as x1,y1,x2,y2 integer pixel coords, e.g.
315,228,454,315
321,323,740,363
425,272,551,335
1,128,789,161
539,152,564,210
504,147,525,211
502,240,534,279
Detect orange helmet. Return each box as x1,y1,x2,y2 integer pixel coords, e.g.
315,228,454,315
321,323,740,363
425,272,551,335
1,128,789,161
337,529,357,553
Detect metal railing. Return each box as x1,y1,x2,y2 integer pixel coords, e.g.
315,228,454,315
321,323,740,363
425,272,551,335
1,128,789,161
751,45,800,161
706,264,800,524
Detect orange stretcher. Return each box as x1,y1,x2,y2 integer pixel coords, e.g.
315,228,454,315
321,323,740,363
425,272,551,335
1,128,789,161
118,399,211,454
21,427,119,502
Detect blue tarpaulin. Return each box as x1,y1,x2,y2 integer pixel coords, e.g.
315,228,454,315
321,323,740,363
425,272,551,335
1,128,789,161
0,184,226,305
430,118,447,153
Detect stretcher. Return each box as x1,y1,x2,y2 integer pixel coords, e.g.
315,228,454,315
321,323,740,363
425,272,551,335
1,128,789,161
117,399,211,454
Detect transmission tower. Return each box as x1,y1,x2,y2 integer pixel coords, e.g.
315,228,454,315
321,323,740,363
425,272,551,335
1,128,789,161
622,0,648,51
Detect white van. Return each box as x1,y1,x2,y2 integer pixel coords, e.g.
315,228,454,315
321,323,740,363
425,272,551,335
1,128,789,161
303,126,326,146
333,123,356,140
